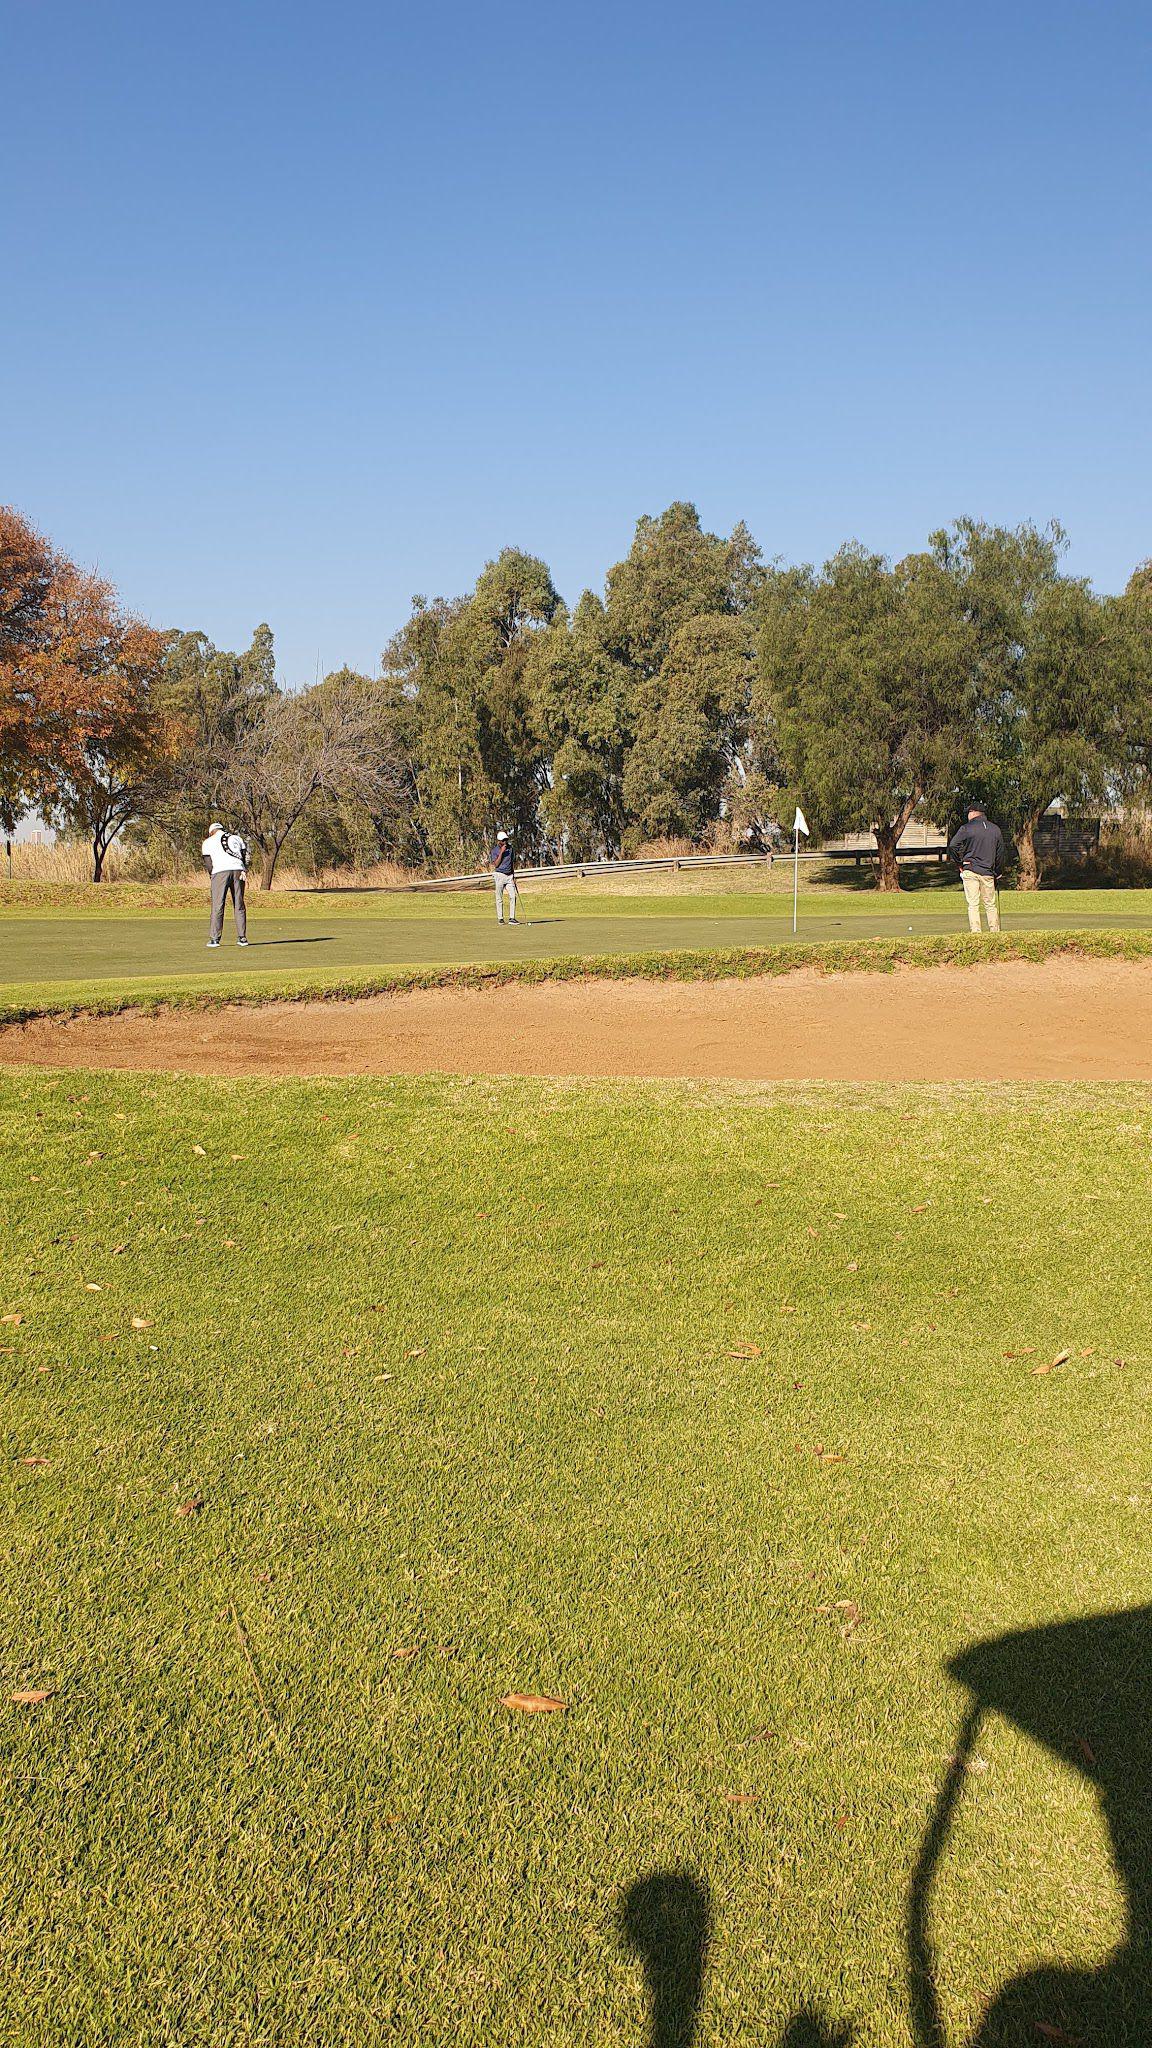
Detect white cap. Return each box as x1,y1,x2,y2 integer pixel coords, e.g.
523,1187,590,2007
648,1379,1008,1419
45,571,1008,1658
496,830,508,840
208,822,223,834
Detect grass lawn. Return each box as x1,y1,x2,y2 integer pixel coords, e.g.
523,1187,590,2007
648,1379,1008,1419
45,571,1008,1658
3,1069,1151,2045
2,883,1152,1019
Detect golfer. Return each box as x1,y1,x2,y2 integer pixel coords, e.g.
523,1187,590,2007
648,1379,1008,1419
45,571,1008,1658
202,822,249,947
948,805,1005,933
491,830,519,923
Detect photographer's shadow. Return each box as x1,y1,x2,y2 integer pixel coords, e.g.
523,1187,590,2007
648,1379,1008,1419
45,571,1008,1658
619,1870,853,2047
910,1605,1152,2047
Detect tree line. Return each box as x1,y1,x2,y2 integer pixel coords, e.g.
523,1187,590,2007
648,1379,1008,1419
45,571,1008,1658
3,500,1150,889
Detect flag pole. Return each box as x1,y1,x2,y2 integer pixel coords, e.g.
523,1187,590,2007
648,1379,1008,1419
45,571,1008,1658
793,822,799,935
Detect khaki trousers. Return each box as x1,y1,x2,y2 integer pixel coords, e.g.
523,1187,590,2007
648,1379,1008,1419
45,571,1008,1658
961,869,999,933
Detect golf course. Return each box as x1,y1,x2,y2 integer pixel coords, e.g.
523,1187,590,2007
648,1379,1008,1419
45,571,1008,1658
4,879,1152,2045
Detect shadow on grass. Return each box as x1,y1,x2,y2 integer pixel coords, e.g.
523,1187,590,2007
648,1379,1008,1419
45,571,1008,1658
620,1872,710,2047
910,1606,1152,2047
620,1870,853,2046
241,937,337,947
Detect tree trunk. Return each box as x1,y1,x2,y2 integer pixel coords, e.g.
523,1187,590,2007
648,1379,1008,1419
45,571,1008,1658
875,823,902,891
92,837,106,882
260,840,281,890
1017,814,1042,890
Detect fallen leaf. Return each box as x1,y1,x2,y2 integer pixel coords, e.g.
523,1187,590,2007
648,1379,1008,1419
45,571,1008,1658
1004,1348,1035,1358
846,1260,859,1272
1034,1351,1071,1376
728,1343,762,1358
1,1313,23,1326
10,1689,53,1705
911,1203,930,1213
819,1451,846,1466
834,1815,850,1830
1077,1734,1097,1767
84,1284,102,1293
19,1455,51,1468
130,1317,153,1332
175,1497,204,1518
192,1145,206,1157
1051,1350,1072,1367
391,1647,418,1660
111,1243,127,1254
835,1599,861,1637
723,1790,758,1805
501,1693,566,1713
405,1347,426,1359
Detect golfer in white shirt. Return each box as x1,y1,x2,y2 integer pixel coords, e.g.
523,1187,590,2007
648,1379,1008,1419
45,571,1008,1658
202,824,249,947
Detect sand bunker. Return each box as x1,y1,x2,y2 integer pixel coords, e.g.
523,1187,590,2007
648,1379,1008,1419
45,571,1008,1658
1,956,1150,1083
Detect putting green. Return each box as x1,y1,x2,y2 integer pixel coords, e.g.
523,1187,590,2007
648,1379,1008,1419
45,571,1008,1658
3,886,1152,991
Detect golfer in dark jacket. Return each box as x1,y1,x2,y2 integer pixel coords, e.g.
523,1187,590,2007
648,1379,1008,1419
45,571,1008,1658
948,807,1005,933
491,830,518,923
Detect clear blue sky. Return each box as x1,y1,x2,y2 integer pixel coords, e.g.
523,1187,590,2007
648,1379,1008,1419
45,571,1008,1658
4,0,1150,684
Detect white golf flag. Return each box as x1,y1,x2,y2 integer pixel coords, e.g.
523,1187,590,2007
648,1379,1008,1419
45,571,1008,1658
793,807,810,837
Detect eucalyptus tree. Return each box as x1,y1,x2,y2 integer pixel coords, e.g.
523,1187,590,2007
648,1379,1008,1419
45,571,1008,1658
760,545,976,889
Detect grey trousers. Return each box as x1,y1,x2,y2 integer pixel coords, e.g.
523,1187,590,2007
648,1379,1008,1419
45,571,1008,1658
495,874,518,921
210,871,247,942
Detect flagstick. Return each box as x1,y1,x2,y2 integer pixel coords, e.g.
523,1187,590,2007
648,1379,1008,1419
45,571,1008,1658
793,824,799,935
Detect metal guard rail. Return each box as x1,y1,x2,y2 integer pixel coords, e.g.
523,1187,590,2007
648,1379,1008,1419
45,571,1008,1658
407,846,950,890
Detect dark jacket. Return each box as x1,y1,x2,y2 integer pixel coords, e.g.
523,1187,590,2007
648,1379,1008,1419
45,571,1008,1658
948,815,1005,878
492,841,514,876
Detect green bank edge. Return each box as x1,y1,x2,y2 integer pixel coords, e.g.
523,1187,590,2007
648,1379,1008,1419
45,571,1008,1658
1,928,1150,1028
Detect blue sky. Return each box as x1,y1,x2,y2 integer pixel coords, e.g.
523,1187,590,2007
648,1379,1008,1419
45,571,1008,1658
4,0,1150,683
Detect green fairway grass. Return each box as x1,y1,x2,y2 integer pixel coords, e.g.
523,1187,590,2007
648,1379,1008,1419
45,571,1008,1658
1,883,1151,1020
3,1069,1151,2044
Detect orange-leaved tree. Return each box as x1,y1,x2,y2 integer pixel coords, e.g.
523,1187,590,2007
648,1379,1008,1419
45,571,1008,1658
0,505,172,875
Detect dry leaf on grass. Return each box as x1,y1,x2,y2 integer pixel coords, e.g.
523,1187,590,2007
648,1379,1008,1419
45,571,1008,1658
1003,1348,1035,1358
130,1317,153,1332
1033,1351,1071,1376
10,1689,53,1705
391,1647,418,1660
728,1343,762,1358
192,1145,206,1157
501,1693,566,1713
19,1455,51,1468
2,1313,24,1326
723,1791,757,1805
84,1284,102,1293
175,1497,204,1518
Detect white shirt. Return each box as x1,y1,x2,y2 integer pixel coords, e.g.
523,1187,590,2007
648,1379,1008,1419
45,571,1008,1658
202,832,246,875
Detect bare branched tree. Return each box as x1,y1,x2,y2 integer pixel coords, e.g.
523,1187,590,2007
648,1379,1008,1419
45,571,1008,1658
202,670,407,889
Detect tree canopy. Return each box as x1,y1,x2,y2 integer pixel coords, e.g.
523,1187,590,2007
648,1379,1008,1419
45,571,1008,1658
5,500,1151,886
